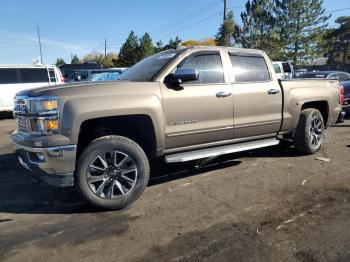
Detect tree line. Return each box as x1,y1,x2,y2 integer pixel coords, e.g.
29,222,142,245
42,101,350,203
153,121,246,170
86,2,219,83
56,0,350,68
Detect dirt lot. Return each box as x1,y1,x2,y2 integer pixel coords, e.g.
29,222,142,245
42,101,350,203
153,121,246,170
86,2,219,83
0,116,349,262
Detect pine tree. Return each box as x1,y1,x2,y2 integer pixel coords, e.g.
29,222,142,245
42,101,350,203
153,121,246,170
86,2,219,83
55,58,65,66
276,0,330,65
71,55,81,64
325,16,350,64
155,40,164,52
117,31,139,67
235,0,277,55
164,36,182,50
216,11,238,46
138,33,155,60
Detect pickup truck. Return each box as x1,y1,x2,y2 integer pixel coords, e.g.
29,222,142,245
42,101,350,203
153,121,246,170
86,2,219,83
12,46,344,210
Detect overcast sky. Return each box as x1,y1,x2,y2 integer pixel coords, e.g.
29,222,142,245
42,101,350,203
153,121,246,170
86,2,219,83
0,0,348,65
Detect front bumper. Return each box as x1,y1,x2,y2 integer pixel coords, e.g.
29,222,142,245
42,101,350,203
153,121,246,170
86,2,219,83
14,142,76,187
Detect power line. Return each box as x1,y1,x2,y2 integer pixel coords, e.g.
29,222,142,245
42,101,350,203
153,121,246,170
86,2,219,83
137,0,200,32
325,7,350,14
150,0,220,35
155,11,222,41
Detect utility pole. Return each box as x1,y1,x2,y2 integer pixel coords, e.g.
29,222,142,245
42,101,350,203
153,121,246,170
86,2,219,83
223,0,227,21
104,37,107,59
36,22,43,64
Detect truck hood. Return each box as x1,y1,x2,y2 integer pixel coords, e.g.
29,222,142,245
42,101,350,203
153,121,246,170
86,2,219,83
16,81,152,97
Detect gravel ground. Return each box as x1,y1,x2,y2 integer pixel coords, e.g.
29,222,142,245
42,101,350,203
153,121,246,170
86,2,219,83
0,116,349,262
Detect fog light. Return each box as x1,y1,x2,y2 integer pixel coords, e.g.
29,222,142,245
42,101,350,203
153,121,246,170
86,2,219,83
45,119,59,131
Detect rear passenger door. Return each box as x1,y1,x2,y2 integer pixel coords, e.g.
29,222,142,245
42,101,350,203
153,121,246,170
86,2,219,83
229,52,282,139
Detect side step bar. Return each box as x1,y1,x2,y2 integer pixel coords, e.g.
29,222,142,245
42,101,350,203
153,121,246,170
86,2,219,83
165,138,279,163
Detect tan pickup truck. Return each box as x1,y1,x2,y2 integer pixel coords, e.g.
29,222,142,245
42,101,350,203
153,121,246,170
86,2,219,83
12,46,344,210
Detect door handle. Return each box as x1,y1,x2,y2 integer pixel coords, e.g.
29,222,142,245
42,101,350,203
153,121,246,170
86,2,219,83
267,89,280,95
216,91,232,98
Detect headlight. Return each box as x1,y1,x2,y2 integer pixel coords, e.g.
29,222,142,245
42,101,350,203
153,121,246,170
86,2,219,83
30,98,58,113
28,96,60,133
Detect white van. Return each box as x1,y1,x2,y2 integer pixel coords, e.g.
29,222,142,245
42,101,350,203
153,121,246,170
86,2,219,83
0,65,64,112
272,61,294,79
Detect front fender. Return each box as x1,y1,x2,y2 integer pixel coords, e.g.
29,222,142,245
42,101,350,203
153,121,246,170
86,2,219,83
60,94,165,154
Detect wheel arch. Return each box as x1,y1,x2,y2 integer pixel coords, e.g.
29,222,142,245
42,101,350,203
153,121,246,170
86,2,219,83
76,114,158,160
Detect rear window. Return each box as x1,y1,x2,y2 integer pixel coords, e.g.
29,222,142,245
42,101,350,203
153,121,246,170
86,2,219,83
19,68,49,83
230,54,271,82
0,68,19,84
282,63,291,73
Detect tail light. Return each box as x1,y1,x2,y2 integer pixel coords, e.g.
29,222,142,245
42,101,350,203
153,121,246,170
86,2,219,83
58,70,65,83
340,84,344,105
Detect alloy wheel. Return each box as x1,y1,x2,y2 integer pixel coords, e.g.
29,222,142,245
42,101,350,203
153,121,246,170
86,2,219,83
86,151,138,199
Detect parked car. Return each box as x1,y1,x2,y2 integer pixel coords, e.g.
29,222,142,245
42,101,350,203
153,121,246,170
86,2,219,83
272,61,294,79
294,69,308,78
90,72,121,82
296,71,350,113
66,69,126,83
12,46,343,210
59,63,102,80
0,65,64,112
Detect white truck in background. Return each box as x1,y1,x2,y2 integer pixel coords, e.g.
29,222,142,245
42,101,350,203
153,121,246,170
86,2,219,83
0,65,64,112
272,61,294,79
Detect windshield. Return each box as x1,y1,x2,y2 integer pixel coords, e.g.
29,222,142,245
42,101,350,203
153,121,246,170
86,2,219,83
118,50,180,82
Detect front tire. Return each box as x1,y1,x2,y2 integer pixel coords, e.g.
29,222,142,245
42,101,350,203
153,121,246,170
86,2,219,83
293,108,324,154
76,135,150,210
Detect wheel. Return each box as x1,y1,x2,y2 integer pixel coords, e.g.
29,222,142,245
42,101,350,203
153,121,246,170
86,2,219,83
293,108,324,154
76,135,150,210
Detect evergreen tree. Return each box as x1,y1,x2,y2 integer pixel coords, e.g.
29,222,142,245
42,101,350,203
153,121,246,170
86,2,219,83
155,40,164,52
138,33,155,60
276,0,330,65
325,16,350,64
164,36,182,50
55,58,65,67
71,54,81,64
216,11,238,46
235,0,277,56
117,31,139,67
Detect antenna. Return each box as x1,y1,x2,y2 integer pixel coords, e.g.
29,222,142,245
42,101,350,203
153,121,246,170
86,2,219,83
36,22,43,64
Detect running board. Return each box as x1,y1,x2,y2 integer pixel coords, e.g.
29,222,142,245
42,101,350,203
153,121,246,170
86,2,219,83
165,138,279,163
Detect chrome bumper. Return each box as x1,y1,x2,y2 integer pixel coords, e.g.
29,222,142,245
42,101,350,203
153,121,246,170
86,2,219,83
14,143,76,187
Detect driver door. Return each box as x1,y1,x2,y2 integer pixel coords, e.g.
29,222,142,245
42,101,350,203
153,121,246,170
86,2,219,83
160,51,234,150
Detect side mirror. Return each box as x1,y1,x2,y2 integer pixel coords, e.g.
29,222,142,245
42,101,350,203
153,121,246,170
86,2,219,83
174,68,199,82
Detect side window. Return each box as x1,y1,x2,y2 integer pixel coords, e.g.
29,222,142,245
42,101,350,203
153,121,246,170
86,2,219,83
282,63,291,73
230,54,271,82
273,64,281,73
19,68,49,83
0,68,19,84
48,68,57,83
177,53,224,84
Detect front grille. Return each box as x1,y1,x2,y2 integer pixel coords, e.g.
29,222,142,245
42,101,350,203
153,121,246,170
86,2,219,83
14,97,29,133
16,116,28,133
14,98,28,115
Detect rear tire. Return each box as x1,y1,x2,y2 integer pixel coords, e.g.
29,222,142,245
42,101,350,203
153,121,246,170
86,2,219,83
76,135,150,210
293,108,324,154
